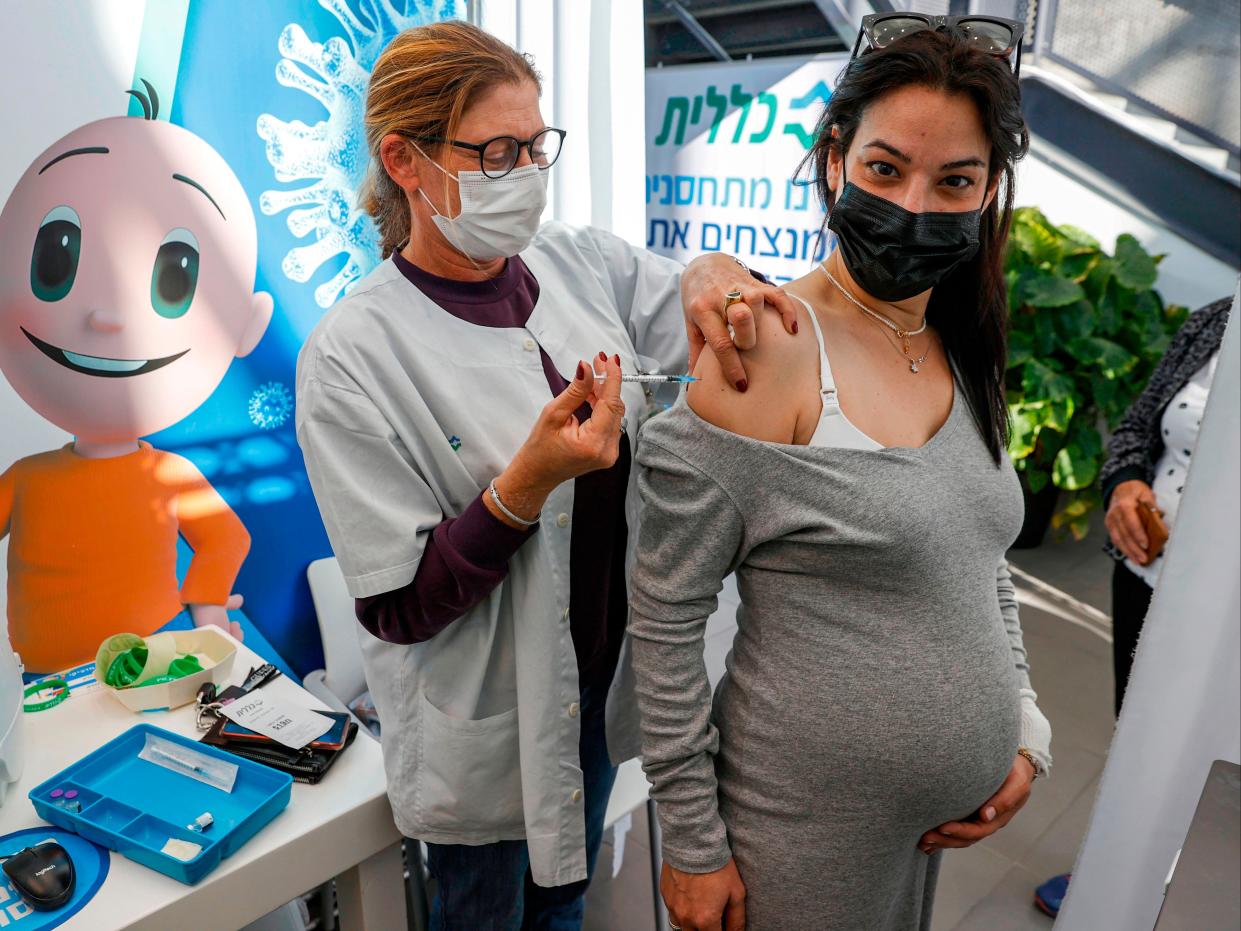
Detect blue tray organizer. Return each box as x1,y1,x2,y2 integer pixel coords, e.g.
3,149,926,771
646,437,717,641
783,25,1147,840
28,723,292,885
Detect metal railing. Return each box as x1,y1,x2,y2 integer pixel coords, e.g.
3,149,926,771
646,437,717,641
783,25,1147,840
1034,0,1239,155
865,0,1240,157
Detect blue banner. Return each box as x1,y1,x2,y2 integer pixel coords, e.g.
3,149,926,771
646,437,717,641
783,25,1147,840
151,1,463,674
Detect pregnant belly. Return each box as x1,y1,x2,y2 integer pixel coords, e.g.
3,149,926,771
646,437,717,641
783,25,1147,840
715,606,1022,833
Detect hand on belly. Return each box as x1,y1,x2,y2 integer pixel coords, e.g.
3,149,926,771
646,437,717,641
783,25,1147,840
915,753,1038,854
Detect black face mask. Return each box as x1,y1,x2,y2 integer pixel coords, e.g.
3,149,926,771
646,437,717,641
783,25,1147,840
826,174,983,302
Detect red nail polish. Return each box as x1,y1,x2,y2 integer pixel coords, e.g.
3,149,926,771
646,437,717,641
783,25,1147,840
576,362,585,380
736,379,748,393
792,320,799,335
613,354,620,365
598,351,607,361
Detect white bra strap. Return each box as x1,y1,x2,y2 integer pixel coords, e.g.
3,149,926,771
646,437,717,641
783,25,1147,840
792,294,841,412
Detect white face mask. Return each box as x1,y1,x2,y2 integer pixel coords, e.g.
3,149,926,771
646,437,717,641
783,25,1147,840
414,142,549,261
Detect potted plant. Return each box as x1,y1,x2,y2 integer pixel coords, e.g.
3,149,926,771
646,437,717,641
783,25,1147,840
1004,207,1187,547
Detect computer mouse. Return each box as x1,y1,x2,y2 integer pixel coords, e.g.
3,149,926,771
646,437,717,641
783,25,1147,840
2,842,75,911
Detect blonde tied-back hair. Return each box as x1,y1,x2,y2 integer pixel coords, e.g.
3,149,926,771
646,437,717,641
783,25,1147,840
360,21,542,258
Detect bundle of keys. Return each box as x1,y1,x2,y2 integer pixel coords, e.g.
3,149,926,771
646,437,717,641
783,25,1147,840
195,663,282,731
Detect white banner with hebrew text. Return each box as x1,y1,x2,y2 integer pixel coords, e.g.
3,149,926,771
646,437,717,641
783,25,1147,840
644,54,849,282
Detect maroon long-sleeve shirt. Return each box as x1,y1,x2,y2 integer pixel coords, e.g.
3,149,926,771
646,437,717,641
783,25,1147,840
354,251,631,688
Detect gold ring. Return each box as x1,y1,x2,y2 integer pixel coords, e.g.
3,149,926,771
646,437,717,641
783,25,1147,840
722,289,744,312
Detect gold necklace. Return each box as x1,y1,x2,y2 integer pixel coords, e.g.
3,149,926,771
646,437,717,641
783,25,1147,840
819,265,931,374
868,315,933,373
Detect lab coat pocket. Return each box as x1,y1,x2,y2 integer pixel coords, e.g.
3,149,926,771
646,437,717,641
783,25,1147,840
416,692,524,834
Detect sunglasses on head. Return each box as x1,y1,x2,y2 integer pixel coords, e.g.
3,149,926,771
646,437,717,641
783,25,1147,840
852,13,1025,75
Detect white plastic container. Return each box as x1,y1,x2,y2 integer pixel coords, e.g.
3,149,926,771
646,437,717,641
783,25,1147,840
0,636,24,807
98,627,238,713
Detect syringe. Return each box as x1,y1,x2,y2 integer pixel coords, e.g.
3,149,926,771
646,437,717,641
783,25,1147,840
592,374,698,384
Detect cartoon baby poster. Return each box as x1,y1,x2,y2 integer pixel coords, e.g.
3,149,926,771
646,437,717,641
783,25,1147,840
0,84,271,674
0,1,464,677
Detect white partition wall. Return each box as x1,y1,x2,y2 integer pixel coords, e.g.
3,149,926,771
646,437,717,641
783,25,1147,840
1058,282,1241,930
479,0,647,246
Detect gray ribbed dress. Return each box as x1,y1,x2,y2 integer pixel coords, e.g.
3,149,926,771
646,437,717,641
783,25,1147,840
628,389,1030,930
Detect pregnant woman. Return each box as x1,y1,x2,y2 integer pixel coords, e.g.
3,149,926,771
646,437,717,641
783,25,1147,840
630,16,1053,930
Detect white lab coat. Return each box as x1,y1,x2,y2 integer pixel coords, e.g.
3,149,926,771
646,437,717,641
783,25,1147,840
295,222,686,886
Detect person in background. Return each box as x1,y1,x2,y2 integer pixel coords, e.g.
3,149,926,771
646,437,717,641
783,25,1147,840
1034,293,1233,917
295,21,797,931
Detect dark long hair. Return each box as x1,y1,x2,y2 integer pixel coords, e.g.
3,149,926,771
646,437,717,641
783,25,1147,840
801,29,1028,464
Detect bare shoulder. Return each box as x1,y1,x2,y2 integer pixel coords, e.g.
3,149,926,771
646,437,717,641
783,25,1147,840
686,293,819,442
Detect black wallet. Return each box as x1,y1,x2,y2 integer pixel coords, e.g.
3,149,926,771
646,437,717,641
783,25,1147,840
200,714,358,784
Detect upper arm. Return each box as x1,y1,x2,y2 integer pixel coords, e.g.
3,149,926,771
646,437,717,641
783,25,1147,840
296,374,443,598
168,459,249,551
629,441,745,627
1102,316,1193,478
685,295,818,443
0,464,14,537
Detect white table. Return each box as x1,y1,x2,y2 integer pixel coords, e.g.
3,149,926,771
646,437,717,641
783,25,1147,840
0,636,407,930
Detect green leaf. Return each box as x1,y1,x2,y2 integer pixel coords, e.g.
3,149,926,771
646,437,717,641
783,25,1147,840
1134,289,1162,318
1004,247,1025,276
1058,252,1099,283
1066,337,1140,378
1024,274,1085,308
1114,234,1158,290
1017,397,1077,434
1052,300,1096,341
1042,397,1075,433
1052,488,1103,540
1090,374,1125,426
1055,491,1097,522
1035,425,1068,460
1082,256,1114,301
1026,467,1050,493
1013,206,1055,231
1007,266,1041,312
1022,359,1075,401
1033,308,1059,357
1008,331,1033,369
1012,218,1063,267
1052,425,1104,491
1140,308,1170,350
1008,406,1038,459
1164,302,1190,333
1058,224,1102,253
1092,278,1121,336
1113,281,1138,314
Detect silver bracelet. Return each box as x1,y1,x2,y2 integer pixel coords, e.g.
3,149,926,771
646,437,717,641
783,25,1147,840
489,479,539,527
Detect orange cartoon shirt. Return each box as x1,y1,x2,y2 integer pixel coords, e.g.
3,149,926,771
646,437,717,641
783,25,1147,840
0,443,250,673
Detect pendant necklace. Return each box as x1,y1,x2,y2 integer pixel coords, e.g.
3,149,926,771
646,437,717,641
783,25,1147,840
819,264,931,373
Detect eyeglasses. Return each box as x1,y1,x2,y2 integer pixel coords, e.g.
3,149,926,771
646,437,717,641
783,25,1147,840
413,127,566,179
853,13,1025,74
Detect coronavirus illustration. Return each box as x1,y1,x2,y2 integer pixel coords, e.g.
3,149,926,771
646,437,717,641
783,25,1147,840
249,380,295,430
257,0,464,307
